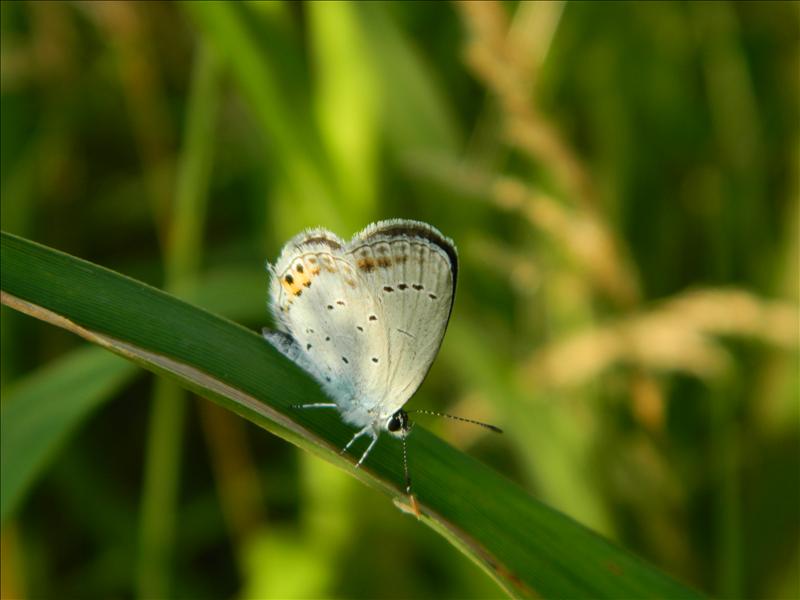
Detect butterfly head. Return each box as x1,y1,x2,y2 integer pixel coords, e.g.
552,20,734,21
385,409,411,438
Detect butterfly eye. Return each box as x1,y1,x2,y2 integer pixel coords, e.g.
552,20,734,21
387,417,402,432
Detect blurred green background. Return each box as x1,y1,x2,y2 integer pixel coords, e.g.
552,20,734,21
1,1,798,599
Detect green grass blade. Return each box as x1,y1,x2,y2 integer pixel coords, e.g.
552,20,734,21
0,346,137,524
0,231,703,599
308,1,380,226
355,2,461,154
183,1,344,230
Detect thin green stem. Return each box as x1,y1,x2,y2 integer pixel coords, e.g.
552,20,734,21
137,382,188,599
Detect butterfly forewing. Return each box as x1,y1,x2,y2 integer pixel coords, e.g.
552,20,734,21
348,221,456,415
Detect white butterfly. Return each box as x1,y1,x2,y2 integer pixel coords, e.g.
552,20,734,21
263,219,499,511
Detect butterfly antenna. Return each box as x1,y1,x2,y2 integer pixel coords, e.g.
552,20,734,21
401,430,413,497
401,428,421,517
409,409,503,433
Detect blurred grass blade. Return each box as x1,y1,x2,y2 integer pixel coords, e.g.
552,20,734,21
183,267,266,323
0,231,703,599
1,346,137,524
355,2,461,154
183,1,344,231
308,1,380,226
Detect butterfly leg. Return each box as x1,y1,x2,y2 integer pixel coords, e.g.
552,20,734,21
340,426,370,457
291,403,338,409
356,433,379,468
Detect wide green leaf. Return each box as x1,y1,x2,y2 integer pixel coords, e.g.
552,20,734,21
0,231,702,599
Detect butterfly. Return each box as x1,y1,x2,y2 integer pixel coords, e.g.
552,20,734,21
263,219,500,514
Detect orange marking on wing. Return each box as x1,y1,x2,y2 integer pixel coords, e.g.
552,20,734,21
357,258,376,272
321,256,337,273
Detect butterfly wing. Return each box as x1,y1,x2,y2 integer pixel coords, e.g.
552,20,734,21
266,228,387,425
346,219,457,417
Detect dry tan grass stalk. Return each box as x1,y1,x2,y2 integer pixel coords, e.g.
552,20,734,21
457,0,594,211
456,2,641,308
506,1,565,86
492,176,640,307
405,150,641,306
455,2,660,429
407,147,643,312
522,288,800,388
630,372,667,431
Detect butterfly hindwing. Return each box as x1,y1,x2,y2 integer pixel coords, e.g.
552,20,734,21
268,228,388,419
